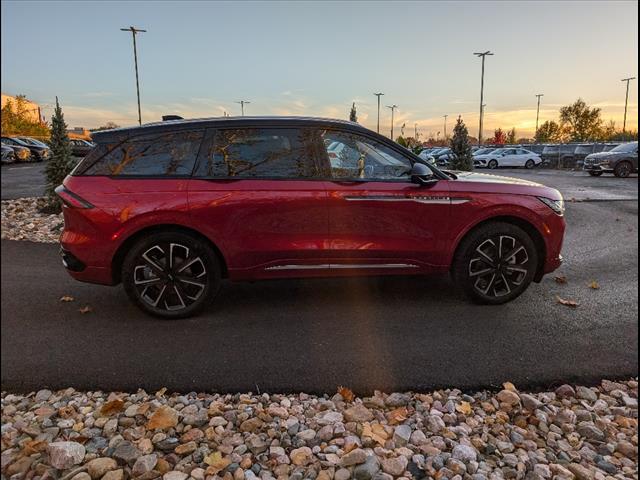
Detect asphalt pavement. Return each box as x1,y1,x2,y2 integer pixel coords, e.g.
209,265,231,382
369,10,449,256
2,199,637,394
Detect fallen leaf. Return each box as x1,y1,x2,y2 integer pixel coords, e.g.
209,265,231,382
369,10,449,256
387,406,408,425
455,402,472,415
554,275,567,284
58,406,76,418
556,296,579,308
502,382,518,392
362,422,388,445
22,439,48,454
589,281,600,290
78,305,92,314
337,386,355,403
59,295,74,302
100,399,125,416
204,451,231,473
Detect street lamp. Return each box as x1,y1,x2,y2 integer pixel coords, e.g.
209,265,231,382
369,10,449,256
535,94,544,140
443,114,448,139
235,100,251,116
474,50,493,144
621,77,636,133
386,104,398,140
120,26,146,125
373,93,384,133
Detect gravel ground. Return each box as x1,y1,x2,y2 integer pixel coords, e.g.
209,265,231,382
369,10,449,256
1,198,62,243
2,380,637,480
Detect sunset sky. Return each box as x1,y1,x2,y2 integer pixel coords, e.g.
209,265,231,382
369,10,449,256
1,0,638,138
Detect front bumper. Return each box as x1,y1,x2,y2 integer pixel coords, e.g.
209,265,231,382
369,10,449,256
583,164,612,173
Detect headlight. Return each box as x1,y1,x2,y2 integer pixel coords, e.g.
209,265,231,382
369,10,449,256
538,196,565,216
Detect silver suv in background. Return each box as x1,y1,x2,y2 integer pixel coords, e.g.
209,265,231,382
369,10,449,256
583,142,638,177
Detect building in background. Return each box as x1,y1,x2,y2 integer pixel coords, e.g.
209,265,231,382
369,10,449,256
66,127,92,140
1,93,44,123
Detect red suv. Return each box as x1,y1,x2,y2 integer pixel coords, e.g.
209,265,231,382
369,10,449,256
58,117,565,318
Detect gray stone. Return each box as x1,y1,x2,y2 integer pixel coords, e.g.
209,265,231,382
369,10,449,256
520,394,543,411
112,441,142,466
163,472,188,480
353,455,380,480
410,430,428,445
132,454,158,477
385,393,410,407
451,444,478,463
555,385,576,399
334,469,351,480
393,425,411,446
576,386,598,402
381,456,408,476
47,441,86,470
577,423,605,441
425,415,445,433
35,389,53,402
344,404,374,423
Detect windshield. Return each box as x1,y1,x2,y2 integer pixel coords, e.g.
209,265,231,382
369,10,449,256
474,148,495,155
610,142,638,153
21,138,48,147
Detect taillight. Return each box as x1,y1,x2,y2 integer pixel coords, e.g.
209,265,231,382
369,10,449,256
55,185,94,209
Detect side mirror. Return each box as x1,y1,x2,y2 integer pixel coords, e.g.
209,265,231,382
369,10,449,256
411,163,438,186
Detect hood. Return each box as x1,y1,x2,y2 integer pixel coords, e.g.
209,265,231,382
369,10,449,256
586,151,618,160
445,170,560,200
451,171,543,187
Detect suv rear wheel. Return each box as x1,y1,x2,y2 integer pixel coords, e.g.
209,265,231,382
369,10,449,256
487,159,498,169
122,232,221,319
614,161,632,178
525,159,535,169
453,222,538,305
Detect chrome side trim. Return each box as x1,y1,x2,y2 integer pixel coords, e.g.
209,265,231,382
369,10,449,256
343,195,469,205
265,263,420,271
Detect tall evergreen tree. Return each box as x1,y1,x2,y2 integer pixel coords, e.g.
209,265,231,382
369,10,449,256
449,116,473,171
349,102,357,122
44,97,74,213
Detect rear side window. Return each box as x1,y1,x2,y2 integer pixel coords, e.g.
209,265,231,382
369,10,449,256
194,128,323,179
76,130,204,176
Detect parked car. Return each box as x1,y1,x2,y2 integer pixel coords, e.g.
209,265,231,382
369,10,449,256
417,149,436,164
58,116,565,318
583,141,638,177
0,137,32,162
69,139,95,157
1,136,50,161
523,144,547,155
476,147,542,169
1,145,16,164
431,147,453,166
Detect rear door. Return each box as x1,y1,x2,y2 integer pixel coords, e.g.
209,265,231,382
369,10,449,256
188,127,329,279
318,128,452,272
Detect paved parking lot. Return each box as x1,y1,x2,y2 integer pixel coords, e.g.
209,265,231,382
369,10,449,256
1,163,637,393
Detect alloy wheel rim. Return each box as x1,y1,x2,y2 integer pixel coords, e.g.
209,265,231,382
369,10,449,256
468,235,530,297
133,243,207,311
619,164,631,177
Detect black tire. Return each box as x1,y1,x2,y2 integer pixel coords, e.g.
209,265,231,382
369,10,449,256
525,159,535,169
122,231,221,319
487,159,498,169
453,222,538,305
588,171,603,177
614,161,632,178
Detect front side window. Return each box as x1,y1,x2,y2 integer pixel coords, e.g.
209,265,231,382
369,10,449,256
319,130,412,181
195,128,322,179
79,130,204,176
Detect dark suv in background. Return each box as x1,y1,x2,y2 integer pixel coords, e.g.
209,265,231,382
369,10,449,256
583,142,638,177
1,136,51,161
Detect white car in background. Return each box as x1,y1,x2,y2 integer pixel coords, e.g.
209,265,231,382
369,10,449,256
476,147,542,169
418,149,436,164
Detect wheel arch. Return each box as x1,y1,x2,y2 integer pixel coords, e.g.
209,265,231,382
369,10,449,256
451,215,547,282
111,224,229,284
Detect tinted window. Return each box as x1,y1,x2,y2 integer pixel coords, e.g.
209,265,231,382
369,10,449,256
610,142,638,153
195,128,322,179
79,130,204,176
319,130,412,180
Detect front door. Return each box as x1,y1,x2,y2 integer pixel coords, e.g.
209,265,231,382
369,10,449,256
318,129,452,273
188,127,330,279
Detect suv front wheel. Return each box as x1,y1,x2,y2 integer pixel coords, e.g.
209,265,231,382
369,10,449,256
453,222,538,305
122,232,221,319
614,161,633,178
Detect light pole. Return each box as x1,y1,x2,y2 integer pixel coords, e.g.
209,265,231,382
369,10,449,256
443,114,448,139
474,51,493,144
386,104,398,140
120,26,146,125
621,77,636,133
414,123,419,139
373,93,384,133
235,100,250,116
535,93,544,140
